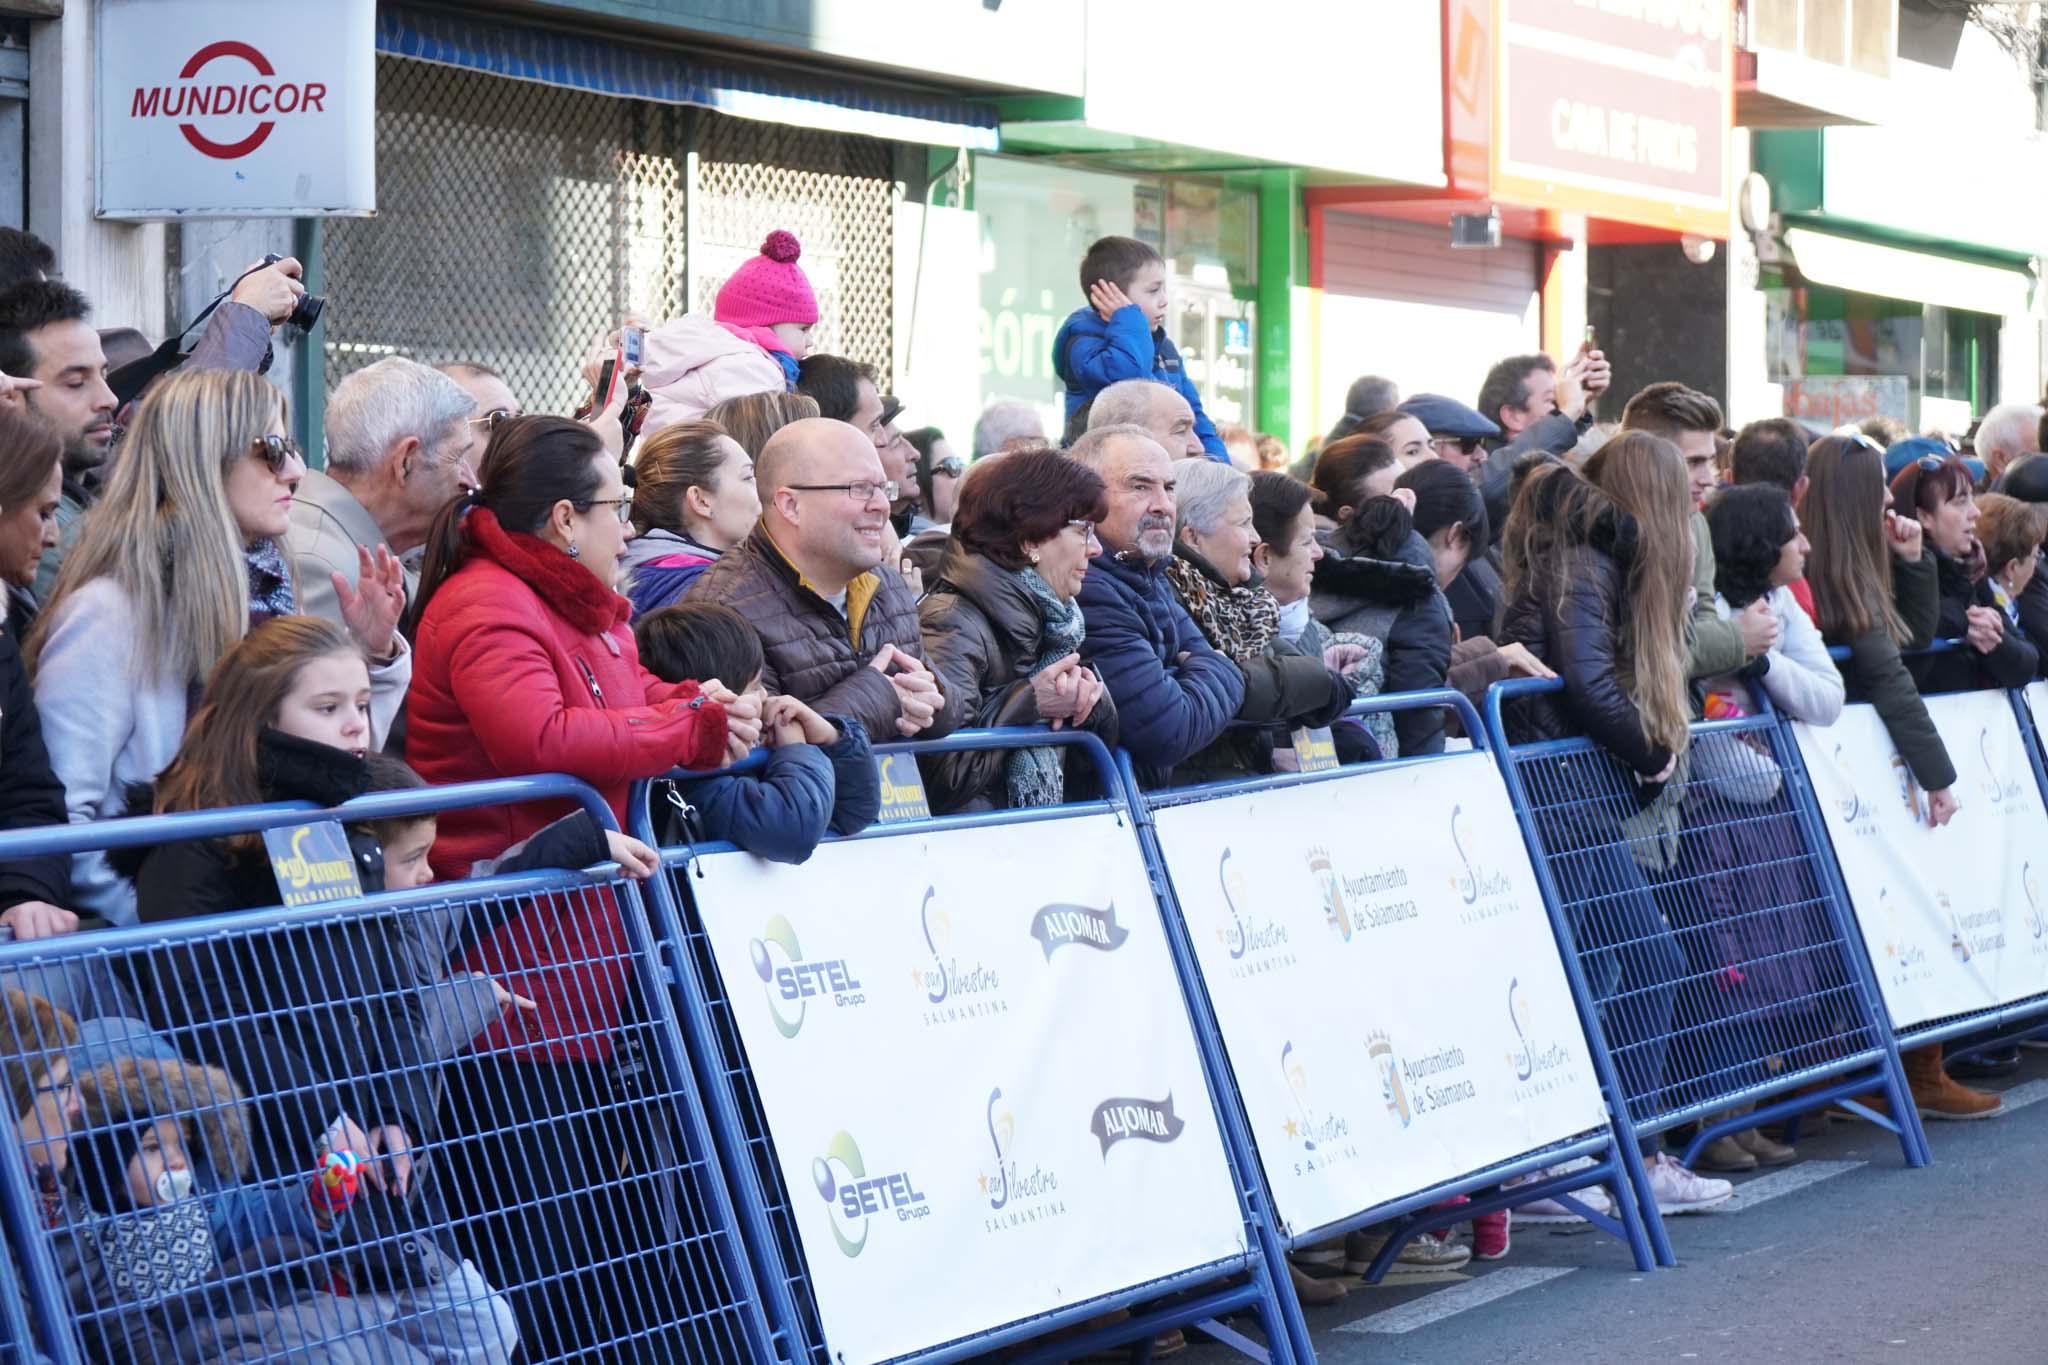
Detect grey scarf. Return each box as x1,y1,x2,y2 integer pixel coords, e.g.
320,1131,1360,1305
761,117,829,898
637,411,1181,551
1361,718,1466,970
1004,567,1088,808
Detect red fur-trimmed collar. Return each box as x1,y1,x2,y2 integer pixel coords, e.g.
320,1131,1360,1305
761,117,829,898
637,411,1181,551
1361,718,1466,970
465,507,629,635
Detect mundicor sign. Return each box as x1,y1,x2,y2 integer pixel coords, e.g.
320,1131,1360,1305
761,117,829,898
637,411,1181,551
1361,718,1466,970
96,0,375,219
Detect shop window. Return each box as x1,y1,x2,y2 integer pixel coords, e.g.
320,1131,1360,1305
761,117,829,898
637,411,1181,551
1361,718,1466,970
1765,282,1999,427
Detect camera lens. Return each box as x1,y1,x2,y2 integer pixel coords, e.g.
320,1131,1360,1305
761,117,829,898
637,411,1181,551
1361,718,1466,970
291,293,326,332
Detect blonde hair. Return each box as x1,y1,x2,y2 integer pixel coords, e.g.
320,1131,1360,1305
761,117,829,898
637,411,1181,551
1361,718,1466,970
1583,432,1696,757
27,369,286,685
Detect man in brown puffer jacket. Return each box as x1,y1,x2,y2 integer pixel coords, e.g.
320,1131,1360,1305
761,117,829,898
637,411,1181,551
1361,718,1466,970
686,417,964,744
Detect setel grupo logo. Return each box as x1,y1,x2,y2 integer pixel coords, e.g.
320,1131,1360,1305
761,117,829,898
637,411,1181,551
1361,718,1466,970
748,914,864,1039
914,887,1006,1025
811,1130,930,1258
129,41,329,161
1214,848,1294,977
979,1087,1065,1232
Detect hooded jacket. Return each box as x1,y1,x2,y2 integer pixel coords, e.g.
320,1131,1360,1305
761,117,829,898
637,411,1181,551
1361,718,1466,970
659,716,881,863
639,313,789,437
917,545,1121,811
122,732,436,1174
1074,548,1245,788
685,523,965,745
620,526,723,618
1497,492,1674,783
1050,304,1228,460
1907,547,2039,694
1310,527,1454,756
408,507,728,1062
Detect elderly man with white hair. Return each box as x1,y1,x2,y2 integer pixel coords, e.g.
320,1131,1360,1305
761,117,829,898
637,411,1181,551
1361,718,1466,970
971,397,1046,458
1972,401,2043,484
1086,378,1213,461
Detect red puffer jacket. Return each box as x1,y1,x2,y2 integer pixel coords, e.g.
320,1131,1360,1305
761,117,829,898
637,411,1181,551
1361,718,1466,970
409,508,728,1060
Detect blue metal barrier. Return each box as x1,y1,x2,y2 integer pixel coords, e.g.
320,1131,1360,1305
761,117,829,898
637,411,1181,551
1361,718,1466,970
0,779,779,1365
1484,677,1929,1260
632,727,1307,1365
1123,691,1660,1283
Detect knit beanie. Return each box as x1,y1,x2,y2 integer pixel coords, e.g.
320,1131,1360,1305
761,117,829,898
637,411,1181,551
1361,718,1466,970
714,231,819,330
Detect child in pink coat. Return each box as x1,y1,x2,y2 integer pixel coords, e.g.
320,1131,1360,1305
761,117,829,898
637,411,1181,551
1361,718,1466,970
641,229,819,434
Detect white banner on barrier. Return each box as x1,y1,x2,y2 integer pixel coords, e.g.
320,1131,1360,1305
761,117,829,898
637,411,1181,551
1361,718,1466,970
690,811,1247,1365
1149,752,1609,1240
1796,694,2048,1029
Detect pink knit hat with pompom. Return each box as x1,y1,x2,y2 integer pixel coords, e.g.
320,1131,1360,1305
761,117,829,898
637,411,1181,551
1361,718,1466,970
713,230,819,329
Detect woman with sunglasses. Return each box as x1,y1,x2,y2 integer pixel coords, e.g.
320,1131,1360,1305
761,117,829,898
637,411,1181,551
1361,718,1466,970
25,369,406,928
905,426,965,528
918,446,1116,810
1889,452,2039,694
1804,434,2000,1120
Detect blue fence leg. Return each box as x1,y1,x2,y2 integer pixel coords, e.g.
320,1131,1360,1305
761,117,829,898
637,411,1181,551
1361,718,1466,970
1774,716,1932,1169
1118,755,1313,1364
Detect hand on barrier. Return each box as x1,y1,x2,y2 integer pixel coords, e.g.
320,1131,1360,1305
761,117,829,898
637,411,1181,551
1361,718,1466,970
699,680,764,754
1738,599,1782,659
1031,654,1089,726
763,694,838,747
1926,786,1960,828
1884,509,1923,562
231,254,307,325
1649,751,1679,785
1495,641,1557,680
601,829,660,880
872,645,940,736
334,544,407,664
489,976,541,1014
309,1148,362,1226
1964,605,2005,654
0,900,78,940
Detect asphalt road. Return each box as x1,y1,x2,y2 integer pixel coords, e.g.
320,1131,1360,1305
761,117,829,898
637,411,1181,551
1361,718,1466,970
1180,1050,2048,1364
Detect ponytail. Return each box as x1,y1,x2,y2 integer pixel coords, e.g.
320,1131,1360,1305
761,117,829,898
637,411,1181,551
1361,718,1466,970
409,415,607,635
1343,494,1415,561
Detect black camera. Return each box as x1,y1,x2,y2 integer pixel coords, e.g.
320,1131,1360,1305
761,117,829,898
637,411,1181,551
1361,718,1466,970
261,253,325,332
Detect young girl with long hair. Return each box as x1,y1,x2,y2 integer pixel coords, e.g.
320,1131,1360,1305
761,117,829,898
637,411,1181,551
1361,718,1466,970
1803,434,2000,1120
1499,435,1730,1214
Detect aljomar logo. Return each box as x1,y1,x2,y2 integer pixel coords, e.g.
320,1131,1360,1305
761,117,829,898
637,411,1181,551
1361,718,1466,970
1089,1095,1186,1157
1367,1031,1476,1129
1028,901,1130,960
811,1130,930,1258
1215,848,1295,978
979,1087,1065,1233
748,914,864,1039
914,887,1006,1025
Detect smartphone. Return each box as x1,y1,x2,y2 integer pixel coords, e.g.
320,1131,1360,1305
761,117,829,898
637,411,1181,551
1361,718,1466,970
622,325,644,369
595,356,619,411
1583,324,1597,349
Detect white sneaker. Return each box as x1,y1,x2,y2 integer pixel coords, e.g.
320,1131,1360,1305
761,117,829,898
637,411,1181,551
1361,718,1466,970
1647,1152,1732,1214
1508,1160,1614,1224
1344,1228,1472,1275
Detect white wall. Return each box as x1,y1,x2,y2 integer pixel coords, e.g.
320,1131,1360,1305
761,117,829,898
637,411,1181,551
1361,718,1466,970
28,3,164,335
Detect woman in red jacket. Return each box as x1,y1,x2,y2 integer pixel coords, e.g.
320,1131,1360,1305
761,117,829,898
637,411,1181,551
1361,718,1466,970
406,413,755,1358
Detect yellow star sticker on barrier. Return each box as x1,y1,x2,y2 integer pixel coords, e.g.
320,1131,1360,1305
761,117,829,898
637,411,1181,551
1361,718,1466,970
977,1173,987,1194
1283,1119,1299,1139
911,966,925,988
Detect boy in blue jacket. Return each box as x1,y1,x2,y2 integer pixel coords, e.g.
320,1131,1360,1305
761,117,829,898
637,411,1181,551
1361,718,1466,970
634,603,881,861
1053,235,1228,461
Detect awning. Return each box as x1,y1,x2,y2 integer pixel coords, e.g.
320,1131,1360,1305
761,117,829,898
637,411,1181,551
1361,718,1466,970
377,3,1001,151
1784,226,2035,318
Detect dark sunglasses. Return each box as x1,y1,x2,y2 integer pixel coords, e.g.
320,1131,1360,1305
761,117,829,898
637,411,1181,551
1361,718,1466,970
468,407,515,431
931,456,966,479
249,433,303,474
1432,435,1483,457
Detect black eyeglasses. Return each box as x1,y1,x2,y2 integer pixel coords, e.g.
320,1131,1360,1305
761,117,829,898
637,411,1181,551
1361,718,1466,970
248,434,303,474
580,496,634,525
468,407,515,431
787,480,899,504
1431,435,1483,457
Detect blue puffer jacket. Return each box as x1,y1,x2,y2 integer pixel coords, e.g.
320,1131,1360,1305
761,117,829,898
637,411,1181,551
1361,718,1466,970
661,715,881,864
1075,551,1245,787
1052,304,1228,461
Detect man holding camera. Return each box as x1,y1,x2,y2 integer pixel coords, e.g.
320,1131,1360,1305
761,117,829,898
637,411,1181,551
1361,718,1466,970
0,250,308,602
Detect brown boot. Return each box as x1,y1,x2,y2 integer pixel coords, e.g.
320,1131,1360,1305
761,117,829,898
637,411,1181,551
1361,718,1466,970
1904,1043,2005,1121
1288,1259,1348,1307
